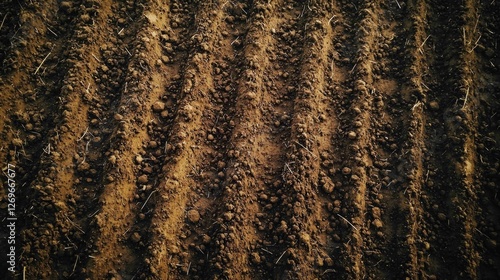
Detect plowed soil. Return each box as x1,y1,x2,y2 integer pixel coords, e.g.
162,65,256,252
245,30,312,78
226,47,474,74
1,0,499,279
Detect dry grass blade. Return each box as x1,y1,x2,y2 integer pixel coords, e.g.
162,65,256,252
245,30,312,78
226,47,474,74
0,13,8,31
141,190,158,211
293,140,317,158
34,52,51,75
337,214,358,231
275,249,288,264
418,35,431,54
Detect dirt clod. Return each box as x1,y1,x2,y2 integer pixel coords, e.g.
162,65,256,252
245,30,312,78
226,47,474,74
250,252,261,264
135,155,143,164
322,181,335,194
12,138,23,147
347,131,357,139
152,101,165,112
138,175,148,184
429,101,440,110
342,167,352,175
130,232,141,243
187,209,201,223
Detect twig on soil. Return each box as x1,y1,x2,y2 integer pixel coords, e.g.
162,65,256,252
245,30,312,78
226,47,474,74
463,27,468,46
322,269,335,275
473,15,480,37
77,127,89,141
23,266,26,280
69,255,79,277
411,101,422,111
221,0,233,9
328,15,336,25
196,247,205,255
394,0,401,9
284,162,295,174
261,248,273,255
418,35,431,54
468,34,481,53
386,180,395,188
299,5,306,18
65,236,78,250
34,52,51,75
337,214,358,231
230,36,240,45
64,214,85,234
91,53,101,62
130,269,140,280
38,76,46,85
293,140,317,158
43,143,51,154
349,63,357,73
125,47,132,56
87,209,99,218
46,26,58,37
275,249,288,264
85,140,91,153
187,262,191,275
330,60,334,80
141,190,158,211
474,228,491,240
462,86,470,108
0,13,8,31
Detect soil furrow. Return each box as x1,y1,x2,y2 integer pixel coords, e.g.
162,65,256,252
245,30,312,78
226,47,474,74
474,0,500,277
398,0,431,278
96,0,200,278
447,0,489,277
204,1,298,278
140,1,245,278
445,0,482,277
151,1,250,279
322,1,360,278
422,0,482,278
181,5,251,279
72,0,153,278
331,0,381,278
0,0,69,275
222,1,311,278
0,0,64,202
360,2,415,278
272,1,340,279
4,1,130,277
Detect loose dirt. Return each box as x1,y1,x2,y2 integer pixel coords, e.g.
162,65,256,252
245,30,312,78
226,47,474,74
1,0,499,279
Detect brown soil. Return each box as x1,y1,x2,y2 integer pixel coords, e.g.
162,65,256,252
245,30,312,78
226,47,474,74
1,0,499,279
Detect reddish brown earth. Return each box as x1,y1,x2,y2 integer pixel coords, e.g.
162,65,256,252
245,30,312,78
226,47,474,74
1,0,499,279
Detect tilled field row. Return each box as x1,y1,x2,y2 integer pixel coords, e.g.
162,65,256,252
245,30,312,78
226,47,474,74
1,0,499,279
